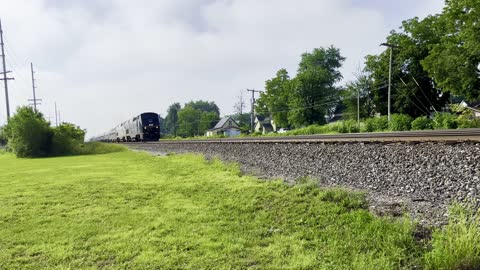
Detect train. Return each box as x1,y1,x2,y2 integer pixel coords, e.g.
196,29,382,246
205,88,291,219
91,112,161,142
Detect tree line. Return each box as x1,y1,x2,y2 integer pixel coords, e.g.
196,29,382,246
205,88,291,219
158,0,480,137
256,0,480,129
164,100,222,137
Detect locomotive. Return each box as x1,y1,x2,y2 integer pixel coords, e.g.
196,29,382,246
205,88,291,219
91,112,160,142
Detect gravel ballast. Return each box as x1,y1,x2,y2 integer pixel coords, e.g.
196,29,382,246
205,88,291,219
127,141,480,225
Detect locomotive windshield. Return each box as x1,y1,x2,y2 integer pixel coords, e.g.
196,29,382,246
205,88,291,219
141,113,160,126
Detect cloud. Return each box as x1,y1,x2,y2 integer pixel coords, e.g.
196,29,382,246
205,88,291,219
0,0,444,136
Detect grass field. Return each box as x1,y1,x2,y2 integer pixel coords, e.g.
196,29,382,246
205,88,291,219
0,150,478,269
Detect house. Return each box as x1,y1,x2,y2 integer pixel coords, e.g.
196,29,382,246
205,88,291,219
459,100,480,118
254,115,277,134
206,116,241,137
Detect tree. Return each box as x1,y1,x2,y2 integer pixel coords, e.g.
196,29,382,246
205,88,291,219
177,101,220,137
165,103,181,136
184,100,220,116
288,46,345,127
199,111,219,133
177,106,200,137
3,106,52,157
256,69,292,128
422,0,480,100
365,16,449,118
233,91,246,116
342,71,375,120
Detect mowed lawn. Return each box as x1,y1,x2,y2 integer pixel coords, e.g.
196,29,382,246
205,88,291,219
0,150,422,269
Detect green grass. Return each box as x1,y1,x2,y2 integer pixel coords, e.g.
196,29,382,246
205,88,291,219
77,142,128,155
0,151,478,269
424,204,480,270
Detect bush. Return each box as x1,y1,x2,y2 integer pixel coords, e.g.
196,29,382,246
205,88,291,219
343,120,360,133
2,106,104,158
362,118,376,132
326,122,346,133
3,107,52,157
51,123,86,156
373,116,389,131
411,116,433,130
433,113,458,129
362,117,388,132
389,114,413,131
0,126,6,145
457,115,480,128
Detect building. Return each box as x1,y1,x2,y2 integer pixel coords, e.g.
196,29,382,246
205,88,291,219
254,115,277,134
459,100,480,118
206,116,241,137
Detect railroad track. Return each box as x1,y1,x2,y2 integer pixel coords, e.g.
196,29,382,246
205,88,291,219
127,128,480,144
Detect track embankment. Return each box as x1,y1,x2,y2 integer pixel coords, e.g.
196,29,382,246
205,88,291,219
126,130,480,225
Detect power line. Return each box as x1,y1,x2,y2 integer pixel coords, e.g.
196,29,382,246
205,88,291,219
398,76,430,115
411,75,437,113
3,36,29,70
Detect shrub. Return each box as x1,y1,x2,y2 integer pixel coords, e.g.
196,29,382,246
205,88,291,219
362,117,388,132
389,114,413,131
433,113,458,129
411,116,433,130
342,120,360,133
362,118,376,132
457,115,480,128
0,126,6,145
51,123,86,156
372,116,389,131
326,122,346,133
2,106,107,158
3,106,52,157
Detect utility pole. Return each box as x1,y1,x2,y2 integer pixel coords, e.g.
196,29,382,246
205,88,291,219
357,88,360,125
247,89,263,133
380,43,398,122
55,102,58,126
0,19,14,120
28,62,41,113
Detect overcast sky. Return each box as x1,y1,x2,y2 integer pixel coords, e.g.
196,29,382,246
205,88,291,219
0,0,444,137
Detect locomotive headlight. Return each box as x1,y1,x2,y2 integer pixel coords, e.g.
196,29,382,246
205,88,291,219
156,126,159,129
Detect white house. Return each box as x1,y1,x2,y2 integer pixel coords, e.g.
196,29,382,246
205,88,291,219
206,116,241,137
254,115,277,134
459,100,480,118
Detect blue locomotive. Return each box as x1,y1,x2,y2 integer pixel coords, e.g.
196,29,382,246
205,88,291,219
92,112,160,142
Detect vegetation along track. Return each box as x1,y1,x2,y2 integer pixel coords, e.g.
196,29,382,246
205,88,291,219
130,128,480,144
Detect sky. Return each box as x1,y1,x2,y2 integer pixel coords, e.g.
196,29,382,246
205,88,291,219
0,0,445,137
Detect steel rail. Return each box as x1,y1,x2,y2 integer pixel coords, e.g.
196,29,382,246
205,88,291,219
129,128,480,144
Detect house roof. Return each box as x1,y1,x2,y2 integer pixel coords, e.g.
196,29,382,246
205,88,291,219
255,115,271,124
212,117,230,129
256,115,266,122
209,116,239,131
461,100,480,108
